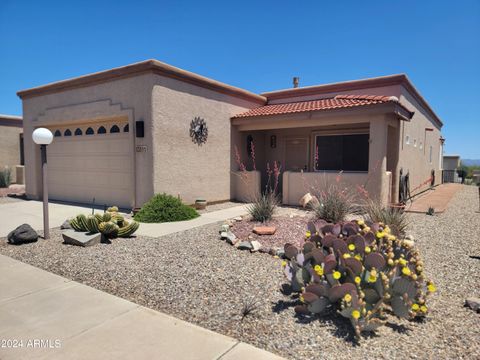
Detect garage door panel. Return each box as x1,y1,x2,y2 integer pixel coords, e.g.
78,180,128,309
47,125,133,208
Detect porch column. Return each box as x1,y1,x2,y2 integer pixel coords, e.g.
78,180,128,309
368,118,388,205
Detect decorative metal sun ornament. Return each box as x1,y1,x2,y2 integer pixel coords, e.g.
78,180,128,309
189,117,208,145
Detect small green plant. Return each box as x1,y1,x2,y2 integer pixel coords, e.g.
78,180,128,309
282,220,435,339
313,182,359,223
0,167,12,188
70,207,140,239
364,199,409,237
134,193,199,223
426,206,435,216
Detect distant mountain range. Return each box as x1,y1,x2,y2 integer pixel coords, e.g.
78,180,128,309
462,159,480,166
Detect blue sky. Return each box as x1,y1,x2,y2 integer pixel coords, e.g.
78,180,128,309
1,0,479,158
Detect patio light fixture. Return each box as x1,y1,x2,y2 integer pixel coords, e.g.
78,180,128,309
32,127,53,239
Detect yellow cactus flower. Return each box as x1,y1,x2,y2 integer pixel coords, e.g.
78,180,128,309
314,265,324,276
388,234,396,241
354,254,362,261
343,253,351,259
388,258,394,266
365,246,371,254
357,220,365,226
420,305,428,313
333,271,341,280
384,226,391,234
402,267,411,276
344,294,352,302
399,258,407,266
411,303,419,311
281,260,288,268
305,231,311,238
376,231,385,239
354,276,361,285
300,295,305,303
368,274,377,283
348,244,355,251
363,226,371,233
427,283,437,293
351,310,360,319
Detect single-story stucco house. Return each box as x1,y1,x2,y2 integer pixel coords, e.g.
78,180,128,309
17,59,444,209
0,114,24,184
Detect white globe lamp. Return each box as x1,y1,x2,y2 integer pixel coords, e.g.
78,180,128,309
32,128,53,145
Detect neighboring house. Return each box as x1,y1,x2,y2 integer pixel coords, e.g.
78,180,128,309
442,155,461,183
17,60,444,209
472,170,480,185
0,114,23,184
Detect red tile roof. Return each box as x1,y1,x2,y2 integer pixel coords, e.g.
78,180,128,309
232,94,413,119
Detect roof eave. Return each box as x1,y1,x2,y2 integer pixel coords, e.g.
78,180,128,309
17,59,266,105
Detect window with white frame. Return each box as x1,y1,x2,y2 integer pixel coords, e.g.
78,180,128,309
405,135,410,145
314,134,369,171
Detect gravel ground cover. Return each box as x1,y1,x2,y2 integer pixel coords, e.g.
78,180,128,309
1,185,479,359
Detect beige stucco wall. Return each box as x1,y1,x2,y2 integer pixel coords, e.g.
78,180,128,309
151,74,261,205
21,74,154,208
0,124,22,183
232,170,261,202
397,88,442,194
282,171,369,206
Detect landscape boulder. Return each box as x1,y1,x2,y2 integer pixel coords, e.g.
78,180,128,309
299,193,319,208
250,240,262,252
62,229,101,247
7,224,38,245
253,226,276,235
60,220,72,230
465,297,480,313
237,241,253,250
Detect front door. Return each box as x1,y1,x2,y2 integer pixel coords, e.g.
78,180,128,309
285,137,309,172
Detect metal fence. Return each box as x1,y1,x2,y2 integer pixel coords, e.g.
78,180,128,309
442,170,456,183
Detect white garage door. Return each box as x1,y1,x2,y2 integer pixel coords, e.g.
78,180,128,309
47,122,133,209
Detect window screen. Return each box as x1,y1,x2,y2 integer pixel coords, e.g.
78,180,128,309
315,134,369,171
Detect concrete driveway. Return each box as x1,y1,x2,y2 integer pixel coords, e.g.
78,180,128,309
0,199,250,238
0,200,92,237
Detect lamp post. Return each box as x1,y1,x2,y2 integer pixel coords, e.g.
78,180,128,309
32,128,53,239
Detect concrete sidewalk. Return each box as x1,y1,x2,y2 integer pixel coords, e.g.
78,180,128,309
0,200,94,237
0,200,249,238
406,183,463,214
0,254,283,360
135,205,250,237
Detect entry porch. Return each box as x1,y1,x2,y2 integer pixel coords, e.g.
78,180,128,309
231,102,409,207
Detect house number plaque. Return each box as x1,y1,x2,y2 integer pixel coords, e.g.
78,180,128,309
135,145,148,153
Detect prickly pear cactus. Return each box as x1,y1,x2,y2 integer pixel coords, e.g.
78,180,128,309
282,219,436,339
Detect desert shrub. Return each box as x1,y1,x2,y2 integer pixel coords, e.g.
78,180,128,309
246,161,281,222
364,200,408,236
247,192,279,222
0,167,11,188
313,183,359,223
134,193,199,223
282,220,435,339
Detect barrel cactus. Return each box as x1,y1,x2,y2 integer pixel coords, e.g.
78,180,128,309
282,219,435,339
69,206,139,239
